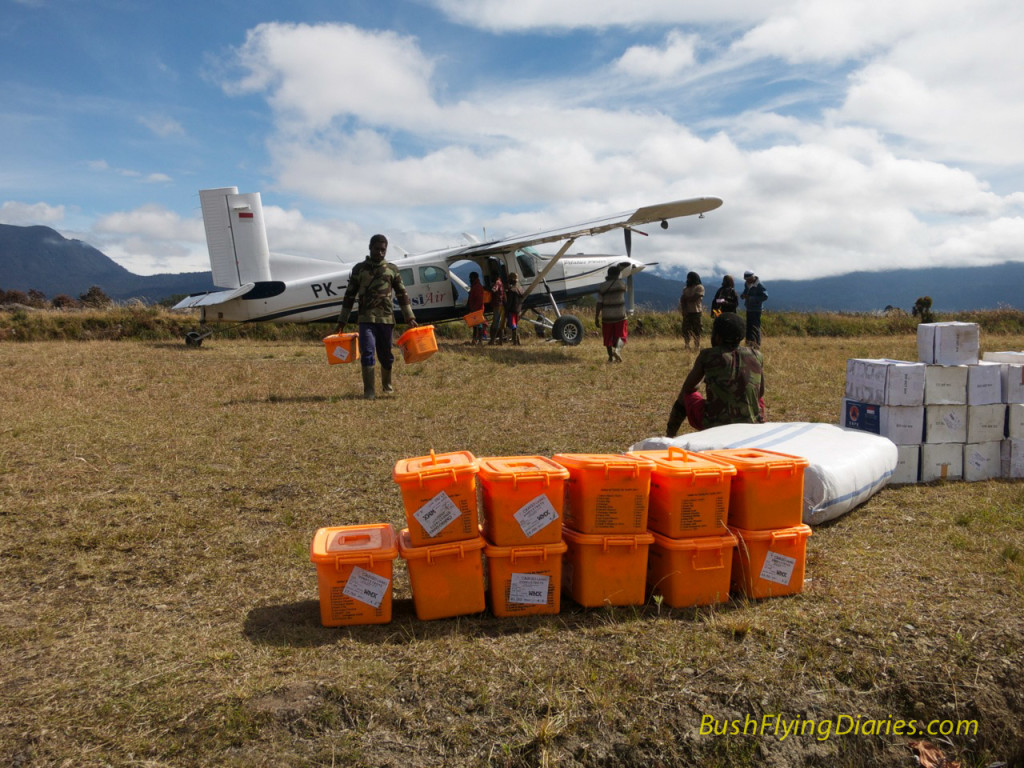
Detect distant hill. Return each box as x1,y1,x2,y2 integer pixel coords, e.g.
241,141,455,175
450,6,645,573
636,263,1024,313
0,224,214,303
2,223,1023,311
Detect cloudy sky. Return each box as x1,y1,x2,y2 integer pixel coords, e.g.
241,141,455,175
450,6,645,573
2,0,1022,281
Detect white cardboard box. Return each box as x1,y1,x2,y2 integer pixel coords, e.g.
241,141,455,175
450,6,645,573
1008,404,1024,438
925,365,968,405
963,442,1001,482
920,443,963,482
967,404,1006,443
845,359,925,406
968,362,1003,405
893,444,920,485
917,322,980,366
982,351,1024,364
924,405,967,443
1001,438,1024,479
999,363,1024,403
840,398,924,445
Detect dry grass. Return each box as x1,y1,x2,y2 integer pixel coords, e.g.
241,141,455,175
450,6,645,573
1,333,1023,768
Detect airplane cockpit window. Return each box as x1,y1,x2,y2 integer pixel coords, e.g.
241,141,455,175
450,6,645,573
399,268,414,286
419,265,447,284
515,249,537,278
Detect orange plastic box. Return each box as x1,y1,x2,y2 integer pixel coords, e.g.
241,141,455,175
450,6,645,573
396,325,438,364
630,447,737,537
322,332,360,365
704,448,809,530
551,453,655,534
393,450,480,547
309,523,398,627
398,529,486,621
730,524,813,599
478,456,570,546
483,539,568,617
463,309,486,327
561,527,655,607
646,530,737,608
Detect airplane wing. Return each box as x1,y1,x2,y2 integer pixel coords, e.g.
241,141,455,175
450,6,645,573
440,196,722,262
172,283,255,310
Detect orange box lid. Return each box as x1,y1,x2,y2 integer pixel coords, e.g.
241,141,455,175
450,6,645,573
629,447,737,478
704,448,810,469
561,528,655,547
310,523,398,564
397,528,486,559
393,450,479,483
322,332,358,343
649,529,737,549
728,523,813,542
482,539,568,559
477,456,570,484
551,453,655,471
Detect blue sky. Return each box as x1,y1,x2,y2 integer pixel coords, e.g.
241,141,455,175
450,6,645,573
2,0,1023,282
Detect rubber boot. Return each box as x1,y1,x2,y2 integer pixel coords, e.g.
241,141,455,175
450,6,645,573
612,340,623,363
606,346,615,363
512,329,521,346
361,365,376,400
381,366,394,394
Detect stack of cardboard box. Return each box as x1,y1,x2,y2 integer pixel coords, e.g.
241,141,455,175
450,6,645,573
842,322,1023,483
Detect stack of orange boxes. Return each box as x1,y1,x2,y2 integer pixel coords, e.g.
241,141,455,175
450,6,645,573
630,447,739,608
705,448,812,599
477,456,570,616
552,453,656,607
392,450,487,620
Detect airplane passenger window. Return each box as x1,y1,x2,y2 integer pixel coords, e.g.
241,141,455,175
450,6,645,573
516,250,537,278
400,268,414,286
419,266,447,284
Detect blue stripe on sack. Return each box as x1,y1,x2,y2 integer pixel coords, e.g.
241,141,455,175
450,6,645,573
814,468,896,511
723,422,820,449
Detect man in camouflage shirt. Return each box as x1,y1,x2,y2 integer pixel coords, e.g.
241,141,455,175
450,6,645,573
336,234,418,399
666,312,764,436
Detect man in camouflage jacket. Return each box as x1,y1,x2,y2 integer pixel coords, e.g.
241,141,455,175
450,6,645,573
336,234,418,399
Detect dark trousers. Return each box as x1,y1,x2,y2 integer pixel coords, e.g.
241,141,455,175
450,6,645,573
745,310,762,345
358,322,395,368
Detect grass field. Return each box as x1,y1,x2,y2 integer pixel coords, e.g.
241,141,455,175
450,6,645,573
2,330,1023,767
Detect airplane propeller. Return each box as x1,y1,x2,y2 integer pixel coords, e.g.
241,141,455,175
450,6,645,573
624,226,649,257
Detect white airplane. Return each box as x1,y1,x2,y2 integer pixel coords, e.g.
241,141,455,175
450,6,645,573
173,186,723,347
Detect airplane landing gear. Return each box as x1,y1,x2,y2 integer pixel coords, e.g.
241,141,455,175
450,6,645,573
552,315,584,346
185,331,204,348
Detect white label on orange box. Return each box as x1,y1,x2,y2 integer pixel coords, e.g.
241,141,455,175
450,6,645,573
342,566,389,608
415,491,461,537
514,494,559,537
333,345,350,362
508,573,550,605
760,550,797,586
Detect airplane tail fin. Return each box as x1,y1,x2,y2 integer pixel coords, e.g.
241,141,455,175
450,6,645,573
200,187,272,289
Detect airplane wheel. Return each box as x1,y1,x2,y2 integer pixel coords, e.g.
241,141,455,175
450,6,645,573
185,331,204,348
553,315,584,346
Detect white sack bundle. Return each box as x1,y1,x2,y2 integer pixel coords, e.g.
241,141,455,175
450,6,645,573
630,422,897,525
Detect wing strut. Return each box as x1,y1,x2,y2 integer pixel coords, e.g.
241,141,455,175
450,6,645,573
520,238,577,302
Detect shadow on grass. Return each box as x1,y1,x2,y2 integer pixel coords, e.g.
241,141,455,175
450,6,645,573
242,597,743,648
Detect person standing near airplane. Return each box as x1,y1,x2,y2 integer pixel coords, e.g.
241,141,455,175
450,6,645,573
679,271,705,350
711,274,739,316
504,273,525,346
595,265,628,362
740,270,768,348
335,234,418,400
467,271,487,345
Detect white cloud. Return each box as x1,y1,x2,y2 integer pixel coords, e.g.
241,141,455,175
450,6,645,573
138,114,185,139
89,206,207,275
615,31,698,80
0,200,65,226
428,0,780,31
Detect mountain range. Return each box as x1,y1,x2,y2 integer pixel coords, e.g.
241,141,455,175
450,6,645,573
2,223,1022,313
